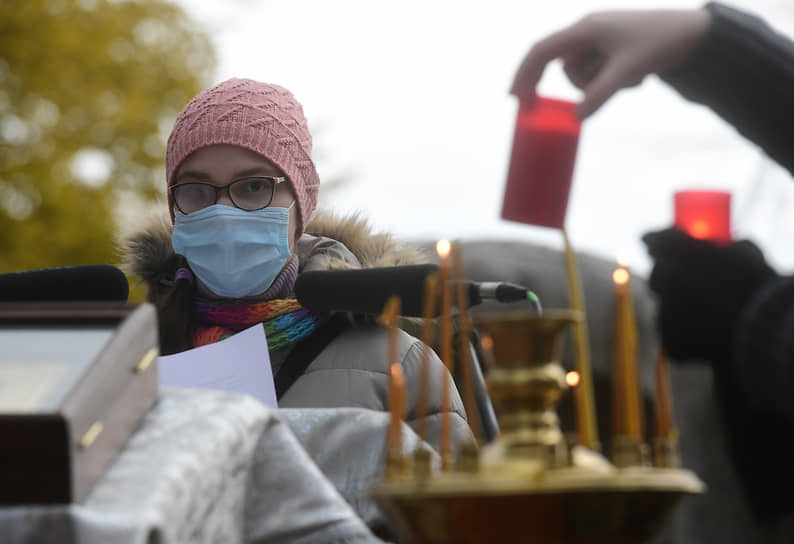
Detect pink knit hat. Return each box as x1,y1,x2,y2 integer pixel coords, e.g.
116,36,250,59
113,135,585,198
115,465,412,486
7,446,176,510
165,78,320,234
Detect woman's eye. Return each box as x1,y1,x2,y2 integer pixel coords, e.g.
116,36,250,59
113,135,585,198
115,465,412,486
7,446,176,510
185,184,212,199
243,179,267,193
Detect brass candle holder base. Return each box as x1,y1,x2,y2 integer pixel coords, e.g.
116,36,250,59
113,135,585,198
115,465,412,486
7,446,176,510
373,461,703,544
372,310,703,543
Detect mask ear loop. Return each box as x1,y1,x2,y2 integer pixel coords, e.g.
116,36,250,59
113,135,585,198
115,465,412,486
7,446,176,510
175,267,194,284
160,266,194,287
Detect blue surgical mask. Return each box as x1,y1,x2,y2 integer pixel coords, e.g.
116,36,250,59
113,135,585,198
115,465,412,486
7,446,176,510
172,204,293,298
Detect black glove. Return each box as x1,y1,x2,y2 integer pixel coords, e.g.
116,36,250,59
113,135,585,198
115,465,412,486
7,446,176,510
642,228,777,364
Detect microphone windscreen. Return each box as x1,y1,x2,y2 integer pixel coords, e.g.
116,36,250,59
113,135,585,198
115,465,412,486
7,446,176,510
295,264,439,317
0,265,130,302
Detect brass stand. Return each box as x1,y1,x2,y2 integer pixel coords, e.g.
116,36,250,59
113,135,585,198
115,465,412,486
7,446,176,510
372,310,703,544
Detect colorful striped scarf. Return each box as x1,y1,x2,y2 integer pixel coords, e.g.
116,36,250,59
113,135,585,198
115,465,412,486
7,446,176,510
193,298,327,351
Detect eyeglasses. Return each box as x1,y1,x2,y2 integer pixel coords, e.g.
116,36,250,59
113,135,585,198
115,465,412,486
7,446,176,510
170,176,286,214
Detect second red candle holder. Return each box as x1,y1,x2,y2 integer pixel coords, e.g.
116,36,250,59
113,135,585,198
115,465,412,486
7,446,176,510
673,190,732,244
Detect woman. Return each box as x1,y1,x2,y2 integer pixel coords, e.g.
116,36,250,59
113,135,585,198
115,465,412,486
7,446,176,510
124,77,471,449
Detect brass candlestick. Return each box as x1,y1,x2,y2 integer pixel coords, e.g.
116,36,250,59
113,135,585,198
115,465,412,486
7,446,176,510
474,310,576,467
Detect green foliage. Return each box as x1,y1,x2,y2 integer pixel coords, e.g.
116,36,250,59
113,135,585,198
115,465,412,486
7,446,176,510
0,0,216,273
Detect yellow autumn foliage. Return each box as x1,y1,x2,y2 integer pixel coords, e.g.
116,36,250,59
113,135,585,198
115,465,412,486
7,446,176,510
0,0,216,284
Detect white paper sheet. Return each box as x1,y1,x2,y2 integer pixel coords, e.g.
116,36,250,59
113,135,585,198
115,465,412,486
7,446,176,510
158,324,277,408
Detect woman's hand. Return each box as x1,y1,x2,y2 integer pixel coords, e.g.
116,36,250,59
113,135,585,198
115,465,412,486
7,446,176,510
511,9,711,118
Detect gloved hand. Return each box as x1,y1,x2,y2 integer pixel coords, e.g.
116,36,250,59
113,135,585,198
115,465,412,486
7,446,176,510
642,228,777,364
510,8,711,118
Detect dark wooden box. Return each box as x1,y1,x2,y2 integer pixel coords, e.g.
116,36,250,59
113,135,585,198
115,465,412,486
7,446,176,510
0,302,159,505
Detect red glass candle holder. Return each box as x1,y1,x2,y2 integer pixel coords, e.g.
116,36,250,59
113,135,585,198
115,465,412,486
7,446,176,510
673,190,732,244
501,95,581,229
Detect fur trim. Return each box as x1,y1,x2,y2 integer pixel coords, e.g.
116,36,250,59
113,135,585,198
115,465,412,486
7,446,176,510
305,211,430,269
120,214,179,285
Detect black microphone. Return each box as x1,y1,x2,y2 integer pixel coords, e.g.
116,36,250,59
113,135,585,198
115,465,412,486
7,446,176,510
0,265,130,302
294,265,540,316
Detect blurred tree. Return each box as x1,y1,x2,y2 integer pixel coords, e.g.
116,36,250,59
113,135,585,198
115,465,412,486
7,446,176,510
0,0,215,274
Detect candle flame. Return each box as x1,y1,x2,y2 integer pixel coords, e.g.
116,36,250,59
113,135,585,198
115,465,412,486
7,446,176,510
613,267,630,285
390,362,404,381
480,334,494,351
690,219,711,239
566,371,580,387
436,239,451,259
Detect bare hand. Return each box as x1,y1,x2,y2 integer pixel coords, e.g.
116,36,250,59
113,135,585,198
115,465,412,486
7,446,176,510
511,9,711,118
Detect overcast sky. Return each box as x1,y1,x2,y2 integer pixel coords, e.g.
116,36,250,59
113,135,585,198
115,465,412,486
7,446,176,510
175,0,794,275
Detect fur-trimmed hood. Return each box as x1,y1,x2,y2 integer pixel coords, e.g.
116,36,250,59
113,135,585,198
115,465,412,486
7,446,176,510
122,211,430,294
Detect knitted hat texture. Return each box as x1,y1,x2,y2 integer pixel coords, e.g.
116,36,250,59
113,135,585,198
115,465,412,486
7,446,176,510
165,78,319,234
